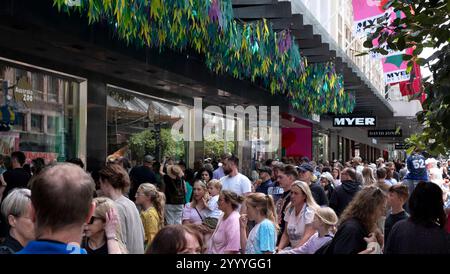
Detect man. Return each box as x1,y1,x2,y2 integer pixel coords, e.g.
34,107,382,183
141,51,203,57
352,156,364,175
219,156,252,197
129,155,157,201
268,161,285,203
298,163,329,206
402,148,428,203
274,165,298,244
386,162,400,182
329,168,362,216
17,163,95,254
3,151,31,196
213,153,230,180
254,166,274,195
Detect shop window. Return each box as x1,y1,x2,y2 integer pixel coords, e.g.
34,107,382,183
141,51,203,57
2,61,83,163
31,114,43,132
31,72,44,100
47,76,59,102
13,112,27,131
47,116,57,134
107,86,188,165
15,69,29,82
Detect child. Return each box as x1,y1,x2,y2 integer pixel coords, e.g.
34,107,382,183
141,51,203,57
204,179,223,229
384,184,409,242
240,193,278,254
279,207,338,254
135,183,165,249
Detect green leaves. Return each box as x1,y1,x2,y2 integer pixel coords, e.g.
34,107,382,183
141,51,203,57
53,0,354,115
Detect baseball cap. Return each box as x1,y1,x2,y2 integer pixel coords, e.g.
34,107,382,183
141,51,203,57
257,166,273,174
144,155,155,163
297,163,314,173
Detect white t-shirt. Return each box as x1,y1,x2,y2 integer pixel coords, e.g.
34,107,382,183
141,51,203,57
220,173,252,196
283,204,315,248
206,195,222,219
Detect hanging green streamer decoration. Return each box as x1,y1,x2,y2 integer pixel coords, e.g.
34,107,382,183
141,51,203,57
52,0,355,114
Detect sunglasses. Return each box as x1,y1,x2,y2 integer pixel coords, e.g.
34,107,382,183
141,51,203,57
87,216,102,225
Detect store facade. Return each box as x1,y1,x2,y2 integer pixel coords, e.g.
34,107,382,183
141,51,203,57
0,59,87,164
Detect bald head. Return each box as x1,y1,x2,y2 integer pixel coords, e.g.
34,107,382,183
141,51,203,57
30,163,95,235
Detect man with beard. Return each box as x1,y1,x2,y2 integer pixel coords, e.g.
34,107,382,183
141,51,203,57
219,156,251,197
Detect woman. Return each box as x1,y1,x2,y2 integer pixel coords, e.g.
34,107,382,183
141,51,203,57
385,182,449,253
0,188,34,254
83,197,127,254
195,168,213,185
277,181,320,252
99,164,145,254
208,190,244,254
362,167,376,186
320,172,335,202
279,207,338,254
182,181,211,225
240,193,278,254
147,224,204,254
322,186,386,254
135,183,165,249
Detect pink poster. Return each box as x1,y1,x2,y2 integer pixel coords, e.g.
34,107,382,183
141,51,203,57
382,48,413,84
352,0,391,35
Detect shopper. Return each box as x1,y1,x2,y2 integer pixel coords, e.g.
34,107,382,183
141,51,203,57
208,190,243,254
240,193,278,254
99,164,145,254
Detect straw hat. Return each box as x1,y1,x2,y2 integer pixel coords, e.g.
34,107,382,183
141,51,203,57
314,207,338,226
167,165,183,179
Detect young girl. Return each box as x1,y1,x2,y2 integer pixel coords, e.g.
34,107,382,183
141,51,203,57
135,183,165,249
279,207,338,254
240,193,278,254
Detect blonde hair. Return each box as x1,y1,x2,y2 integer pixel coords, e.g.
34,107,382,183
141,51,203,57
192,180,208,207
92,197,128,253
287,181,320,211
246,193,279,231
208,179,222,191
362,167,376,186
138,183,166,229
315,207,338,233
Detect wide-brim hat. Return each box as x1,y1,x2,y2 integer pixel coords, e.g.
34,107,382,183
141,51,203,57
167,165,183,178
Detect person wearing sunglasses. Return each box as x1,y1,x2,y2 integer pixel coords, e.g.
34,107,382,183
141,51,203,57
83,197,127,254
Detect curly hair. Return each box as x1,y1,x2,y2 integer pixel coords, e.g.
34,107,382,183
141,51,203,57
338,185,386,232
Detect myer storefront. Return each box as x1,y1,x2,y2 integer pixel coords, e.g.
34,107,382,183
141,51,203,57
313,115,385,163
0,59,87,164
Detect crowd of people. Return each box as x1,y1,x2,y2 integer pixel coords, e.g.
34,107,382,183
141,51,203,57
0,149,449,254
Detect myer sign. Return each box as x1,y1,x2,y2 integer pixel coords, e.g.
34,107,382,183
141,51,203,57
333,116,376,127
